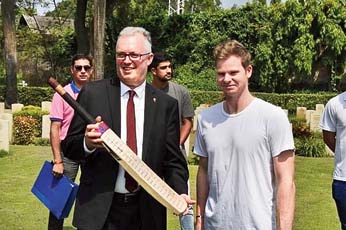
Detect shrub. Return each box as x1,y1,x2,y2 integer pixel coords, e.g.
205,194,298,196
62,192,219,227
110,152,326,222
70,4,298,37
294,133,330,157
13,116,40,145
13,106,49,145
32,137,50,146
290,116,312,138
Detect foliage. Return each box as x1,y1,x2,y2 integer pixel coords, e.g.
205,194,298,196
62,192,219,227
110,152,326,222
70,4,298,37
108,0,345,93
159,0,346,93
17,86,54,106
4,0,346,94
289,115,331,158
45,0,76,18
32,137,50,146
251,92,336,113
290,117,312,137
12,105,49,145
13,115,40,145
17,21,75,86
294,133,329,157
0,149,9,157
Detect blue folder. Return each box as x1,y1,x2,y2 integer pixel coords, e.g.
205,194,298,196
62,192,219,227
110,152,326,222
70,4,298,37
31,161,79,219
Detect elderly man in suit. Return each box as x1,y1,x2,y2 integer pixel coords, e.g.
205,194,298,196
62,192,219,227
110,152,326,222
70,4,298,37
63,27,193,230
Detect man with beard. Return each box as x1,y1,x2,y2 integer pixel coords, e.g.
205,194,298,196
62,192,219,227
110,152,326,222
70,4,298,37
150,52,195,230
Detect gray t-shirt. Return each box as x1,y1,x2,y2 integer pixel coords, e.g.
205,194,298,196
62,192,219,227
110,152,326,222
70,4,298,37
194,98,294,229
162,81,194,124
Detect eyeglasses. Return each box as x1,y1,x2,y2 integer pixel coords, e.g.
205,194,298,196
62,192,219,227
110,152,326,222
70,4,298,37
74,65,92,72
116,52,150,61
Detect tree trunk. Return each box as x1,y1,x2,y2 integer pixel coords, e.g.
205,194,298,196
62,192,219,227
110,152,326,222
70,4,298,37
75,0,90,54
2,0,18,108
92,0,106,80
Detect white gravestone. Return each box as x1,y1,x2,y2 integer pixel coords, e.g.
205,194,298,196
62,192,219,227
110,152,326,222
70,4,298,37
0,102,4,114
193,104,209,131
315,104,324,115
310,111,321,132
11,103,24,113
305,110,314,126
41,101,51,112
0,113,13,143
41,115,51,139
296,107,307,119
0,119,9,152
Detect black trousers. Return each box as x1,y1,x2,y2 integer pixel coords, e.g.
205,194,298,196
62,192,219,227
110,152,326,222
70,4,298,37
48,212,63,230
102,192,141,230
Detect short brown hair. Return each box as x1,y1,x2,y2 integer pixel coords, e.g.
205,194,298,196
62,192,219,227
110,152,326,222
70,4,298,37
213,40,252,68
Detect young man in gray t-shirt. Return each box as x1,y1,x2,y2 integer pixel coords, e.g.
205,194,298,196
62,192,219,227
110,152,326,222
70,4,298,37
150,52,195,230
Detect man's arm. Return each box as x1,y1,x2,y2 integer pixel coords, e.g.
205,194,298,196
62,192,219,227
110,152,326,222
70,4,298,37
50,121,64,175
322,130,336,152
196,156,209,230
180,117,193,145
274,150,295,230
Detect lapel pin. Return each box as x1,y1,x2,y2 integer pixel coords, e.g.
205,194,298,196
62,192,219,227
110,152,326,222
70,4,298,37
153,97,156,103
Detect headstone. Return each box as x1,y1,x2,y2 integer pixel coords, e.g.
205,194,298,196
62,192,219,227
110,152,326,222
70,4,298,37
296,107,307,119
184,135,190,157
315,104,324,114
11,103,24,113
0,102,4,114
42,115,51,139
0,119,9,152
305,110,314,125
310,111,321,132
41,101,51,112
193,104,209,131
0,113,13,143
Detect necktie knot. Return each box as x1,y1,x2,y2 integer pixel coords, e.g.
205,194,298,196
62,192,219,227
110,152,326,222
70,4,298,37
128,90,136,99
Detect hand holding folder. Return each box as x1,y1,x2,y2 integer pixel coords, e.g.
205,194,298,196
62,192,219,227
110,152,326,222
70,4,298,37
31,161,79,219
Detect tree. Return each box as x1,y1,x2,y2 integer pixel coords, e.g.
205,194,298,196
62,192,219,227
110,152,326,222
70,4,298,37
185,0,221,13
92,0,106,80
75,0,89,54
2,0,18,108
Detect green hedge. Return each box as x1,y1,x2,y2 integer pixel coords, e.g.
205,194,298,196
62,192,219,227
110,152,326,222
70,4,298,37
0,85,337,114
190,91,336,114
0,86,54,107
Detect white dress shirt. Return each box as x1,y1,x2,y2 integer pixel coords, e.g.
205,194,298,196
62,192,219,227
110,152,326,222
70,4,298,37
114,81,145,193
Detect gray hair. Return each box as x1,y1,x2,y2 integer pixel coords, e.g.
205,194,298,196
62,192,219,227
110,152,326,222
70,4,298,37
117,27,152,52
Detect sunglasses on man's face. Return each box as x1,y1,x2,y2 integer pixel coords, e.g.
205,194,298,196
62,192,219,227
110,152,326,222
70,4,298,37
74,65,92,72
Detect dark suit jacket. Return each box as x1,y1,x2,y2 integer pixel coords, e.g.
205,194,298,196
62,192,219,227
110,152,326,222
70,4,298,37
64,77,188,230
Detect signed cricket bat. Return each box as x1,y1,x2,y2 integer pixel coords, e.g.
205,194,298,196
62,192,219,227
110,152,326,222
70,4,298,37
47,77,187,214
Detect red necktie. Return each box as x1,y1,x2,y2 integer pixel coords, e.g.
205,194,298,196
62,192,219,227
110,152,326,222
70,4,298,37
125,90,138,192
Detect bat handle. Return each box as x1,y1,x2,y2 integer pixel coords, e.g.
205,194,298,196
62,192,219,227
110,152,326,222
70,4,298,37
47,77,96,124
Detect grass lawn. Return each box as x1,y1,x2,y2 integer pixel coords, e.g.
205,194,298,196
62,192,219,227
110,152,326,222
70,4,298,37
0,145,340,229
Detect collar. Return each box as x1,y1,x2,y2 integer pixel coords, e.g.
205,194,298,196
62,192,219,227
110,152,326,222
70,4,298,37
120,80,146,98
70,81,81,94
